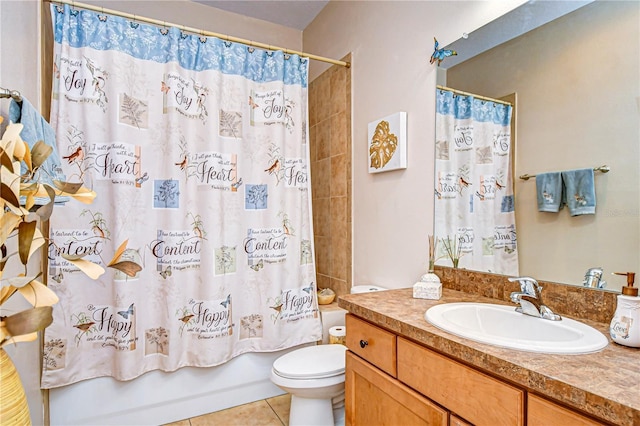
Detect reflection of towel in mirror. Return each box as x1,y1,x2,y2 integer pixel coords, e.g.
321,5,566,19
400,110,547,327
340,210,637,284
561,168,596,216
9,97,69,205
536,172,563,212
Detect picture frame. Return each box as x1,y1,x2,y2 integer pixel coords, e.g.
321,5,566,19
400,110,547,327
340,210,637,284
367,111,407,173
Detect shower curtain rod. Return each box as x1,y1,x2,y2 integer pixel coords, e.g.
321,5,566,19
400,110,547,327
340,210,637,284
437,85,512,106
51,0,350,68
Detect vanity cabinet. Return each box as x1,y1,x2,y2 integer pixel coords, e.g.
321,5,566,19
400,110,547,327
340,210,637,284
345,314,606,426
397,337,524,425
346,352,448,425
528,394,605,426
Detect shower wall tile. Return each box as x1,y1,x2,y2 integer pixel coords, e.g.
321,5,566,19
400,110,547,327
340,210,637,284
314,197,330,237
313,157,330,199
316,119,331,160
317,273,330,291
330,196,347,238
309,124,317,163
315,235,330,276
330,235,348,281
316,73,331,123
310,54,351,298
330,154,347,197
330,112,347,156
330,69,346,116
330,278,348,299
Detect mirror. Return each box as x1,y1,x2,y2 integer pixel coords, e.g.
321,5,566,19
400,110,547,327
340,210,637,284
435,1,639,292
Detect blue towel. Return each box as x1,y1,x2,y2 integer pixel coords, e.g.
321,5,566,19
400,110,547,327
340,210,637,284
9,97,69,205
562,168,596,216
536,172,563,212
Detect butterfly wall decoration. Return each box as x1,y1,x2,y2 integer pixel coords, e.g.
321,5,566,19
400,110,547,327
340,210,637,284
430,37,457,67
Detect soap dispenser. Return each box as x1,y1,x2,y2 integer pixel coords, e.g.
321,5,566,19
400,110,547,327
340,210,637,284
609,272,640,347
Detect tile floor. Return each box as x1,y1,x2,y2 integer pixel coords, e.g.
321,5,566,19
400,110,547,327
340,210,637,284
164,394,291,426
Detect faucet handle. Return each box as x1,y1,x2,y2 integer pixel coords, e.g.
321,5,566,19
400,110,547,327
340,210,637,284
508,276,541,297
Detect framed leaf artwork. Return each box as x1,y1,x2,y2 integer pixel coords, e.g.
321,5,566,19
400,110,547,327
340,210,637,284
368,112,407,173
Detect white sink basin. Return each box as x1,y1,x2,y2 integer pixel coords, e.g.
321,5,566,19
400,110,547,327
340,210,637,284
425,303,608,354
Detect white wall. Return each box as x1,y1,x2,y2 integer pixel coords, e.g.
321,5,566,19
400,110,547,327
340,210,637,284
303,1,527,289
1,1,44,423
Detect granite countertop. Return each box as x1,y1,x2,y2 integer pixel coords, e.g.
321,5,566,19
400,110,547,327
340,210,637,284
338,288,640,426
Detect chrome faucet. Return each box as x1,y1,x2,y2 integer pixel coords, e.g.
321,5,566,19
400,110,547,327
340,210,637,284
583,267,606,289
508,276,561,321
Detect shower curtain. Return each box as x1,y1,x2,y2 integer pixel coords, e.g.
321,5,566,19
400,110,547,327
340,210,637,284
434,88,519,276
42,4,320,388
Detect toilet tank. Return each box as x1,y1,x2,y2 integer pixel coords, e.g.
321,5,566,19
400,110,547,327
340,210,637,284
350,285,388,294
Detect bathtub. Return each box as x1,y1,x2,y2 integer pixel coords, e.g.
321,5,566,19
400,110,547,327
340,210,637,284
49,345,309,425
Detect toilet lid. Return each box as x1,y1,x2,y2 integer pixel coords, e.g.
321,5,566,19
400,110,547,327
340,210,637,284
273,344,347,379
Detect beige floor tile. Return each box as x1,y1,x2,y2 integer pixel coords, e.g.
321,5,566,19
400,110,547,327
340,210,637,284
266,393,291,426
189,400,283,426
163,420,190,426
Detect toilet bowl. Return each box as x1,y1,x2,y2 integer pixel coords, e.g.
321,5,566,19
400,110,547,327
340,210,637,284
270,284,387,426
271,344,347,426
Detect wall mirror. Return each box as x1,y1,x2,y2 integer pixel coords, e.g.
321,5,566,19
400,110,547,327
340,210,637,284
435,0,639,292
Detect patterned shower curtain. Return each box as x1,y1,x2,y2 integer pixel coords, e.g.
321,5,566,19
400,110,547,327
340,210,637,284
42,4,321,388
434,88,519,276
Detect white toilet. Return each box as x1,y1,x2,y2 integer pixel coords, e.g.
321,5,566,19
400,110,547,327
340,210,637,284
271,344,347,426
270,284,387,426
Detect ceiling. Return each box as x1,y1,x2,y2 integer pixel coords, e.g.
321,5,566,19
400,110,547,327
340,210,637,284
192,1,329,31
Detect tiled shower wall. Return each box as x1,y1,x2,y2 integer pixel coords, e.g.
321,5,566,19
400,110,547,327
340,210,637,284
309,54,352,296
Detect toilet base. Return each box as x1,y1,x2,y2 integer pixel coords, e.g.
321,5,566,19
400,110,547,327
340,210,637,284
333,405,345,426
289,395,334,426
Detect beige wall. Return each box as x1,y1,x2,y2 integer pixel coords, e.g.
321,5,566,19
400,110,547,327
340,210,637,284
445,1,639,290
304,0,526,289
79,0,302,50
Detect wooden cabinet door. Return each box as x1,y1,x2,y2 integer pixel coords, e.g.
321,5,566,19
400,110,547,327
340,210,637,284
450,415,472,426
528,394,607,426
346,351,448,426
397,338,525,426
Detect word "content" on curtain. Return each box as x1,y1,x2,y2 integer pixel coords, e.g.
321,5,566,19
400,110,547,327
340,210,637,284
42,4,321,388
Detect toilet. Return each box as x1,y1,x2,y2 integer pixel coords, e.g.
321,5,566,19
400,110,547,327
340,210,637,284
350,284,388,294
270,284,387,426
271,344,347,426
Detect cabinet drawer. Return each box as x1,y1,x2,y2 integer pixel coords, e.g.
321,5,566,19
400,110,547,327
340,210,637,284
397,337,525,426
528,394,606,426
346,352,448,426
346,314,397,377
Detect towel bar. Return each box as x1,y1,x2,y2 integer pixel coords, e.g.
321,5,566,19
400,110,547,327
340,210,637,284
0,87,22,102
519,165,610,181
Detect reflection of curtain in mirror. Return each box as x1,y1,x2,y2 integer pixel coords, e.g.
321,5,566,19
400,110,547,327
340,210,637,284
434,88,518,275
